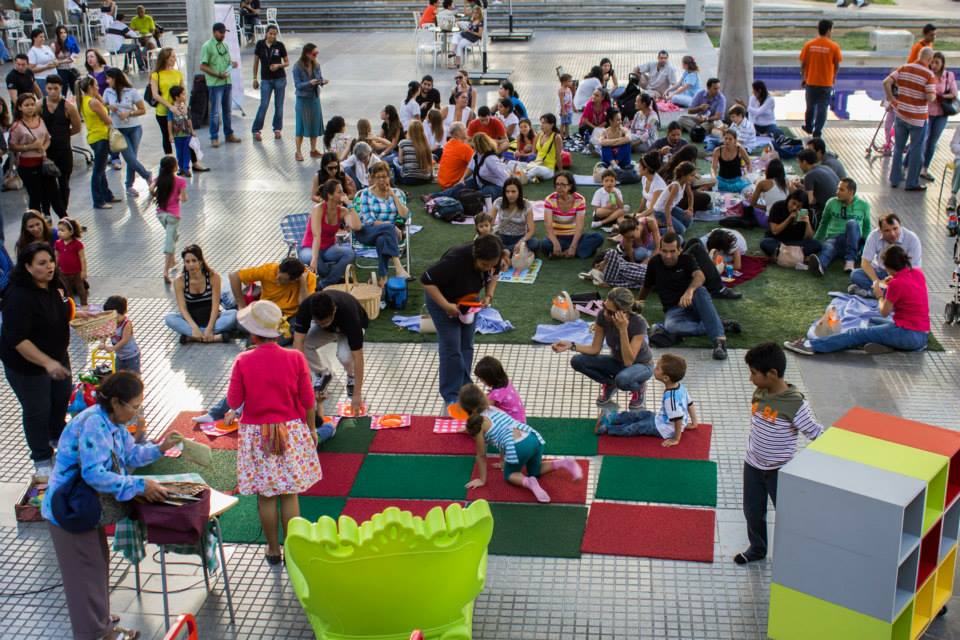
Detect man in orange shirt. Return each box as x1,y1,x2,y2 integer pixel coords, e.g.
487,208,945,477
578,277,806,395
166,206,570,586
467,106,509,152
799,19,842,138
908,24,936,63
419,0,438,27
432,122,474,191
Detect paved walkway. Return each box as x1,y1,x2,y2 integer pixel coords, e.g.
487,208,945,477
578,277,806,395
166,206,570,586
0,29,958,639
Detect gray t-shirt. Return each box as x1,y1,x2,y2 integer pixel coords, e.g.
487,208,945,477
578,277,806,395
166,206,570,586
596,312,652,365
820,153,847,180
803,164,839,208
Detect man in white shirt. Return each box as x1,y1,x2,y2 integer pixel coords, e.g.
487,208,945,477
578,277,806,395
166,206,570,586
634,51,677,98
104,13,145,72
848,213,922,297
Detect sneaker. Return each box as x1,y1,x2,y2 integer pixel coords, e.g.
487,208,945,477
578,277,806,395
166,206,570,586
111,159,122,170
783,339,814,356
843,260,855,273
712,339,728,360
714,287,742,300
595,410,615,435
191,413,215,424
211,139,221,148
590,220,604,229
847,283,872,298
346,375,356,398
806,254,823,277
628,389,644,411
648,326,674,348
722,319,742,334
864,342,894,355
313,372,333,394
595,383,615,406
125,187,139,197
34,460,53,477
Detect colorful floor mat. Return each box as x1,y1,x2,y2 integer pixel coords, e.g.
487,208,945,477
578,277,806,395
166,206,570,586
597,424,712,460
498,259,543,284
349,454,475,500
162,411,239,450
467,459,589,504
370,415,476,455
487,503,588,558
595,457,717,507
581,502,715,562
301,453,365,497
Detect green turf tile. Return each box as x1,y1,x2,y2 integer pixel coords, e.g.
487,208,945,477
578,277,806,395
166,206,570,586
487,503,588,558
595,457,717,507
349,454,474,500
320,417,375,453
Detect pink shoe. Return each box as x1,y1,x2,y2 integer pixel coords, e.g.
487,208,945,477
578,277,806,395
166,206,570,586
522,476,551,502
555,458,583,481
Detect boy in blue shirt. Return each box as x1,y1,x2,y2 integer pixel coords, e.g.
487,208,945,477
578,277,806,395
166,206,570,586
596,353,698,447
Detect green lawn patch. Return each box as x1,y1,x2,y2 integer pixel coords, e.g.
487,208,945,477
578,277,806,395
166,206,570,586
218,495,346,543
524,417,598,456
136,449,237,493
487,503,588,558
350,454,475,500
319,417,375,453
595,457,718,507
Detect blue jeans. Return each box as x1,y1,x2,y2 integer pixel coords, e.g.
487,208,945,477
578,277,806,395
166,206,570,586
116,43,145,71
355,223,400,276
816,219,861,269
174,136,192,174
90,139,115,207
655,206,692,235
922,114,949,171
116,126,151,188
754,123,783,139
497,234,537,253
804,85,832,137
570,353,652,391
425,296,475,405
534,233,604,259
297,243,356,288
252,77,286,134
850,266,887,294
662,287,724,341
601,142,632,167
890,117,925,188
164,309,238,336
208,84,234,140
116,354,141,374
809,324,928,353
605,410,661,437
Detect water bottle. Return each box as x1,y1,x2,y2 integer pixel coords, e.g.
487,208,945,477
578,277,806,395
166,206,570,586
725,264,734,279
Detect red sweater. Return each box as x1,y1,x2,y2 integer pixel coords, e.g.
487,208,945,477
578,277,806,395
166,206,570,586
227,342,314,424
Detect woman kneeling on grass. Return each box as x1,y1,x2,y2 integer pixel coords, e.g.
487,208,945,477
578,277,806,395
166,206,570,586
459,383,582,503
228,300,322,564
784,245,929,356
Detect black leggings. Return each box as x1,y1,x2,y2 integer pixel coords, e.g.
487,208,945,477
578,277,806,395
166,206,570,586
47,147,74,214
156,113,197,164
18,163,65,219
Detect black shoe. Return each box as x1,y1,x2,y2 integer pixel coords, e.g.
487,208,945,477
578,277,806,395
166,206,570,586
905,185,927,192
806,254,823,277
733,550,765,565
192,165,211,172
346,375,356,398
712,339,728,360
649,327,675,348
714,287,742,300
722,320,742,334
179,335,189,344
313,372,332,394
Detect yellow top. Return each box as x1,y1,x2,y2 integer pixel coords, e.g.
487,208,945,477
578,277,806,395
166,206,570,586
534,132,558,170
154,69,184,117
81,95,109,144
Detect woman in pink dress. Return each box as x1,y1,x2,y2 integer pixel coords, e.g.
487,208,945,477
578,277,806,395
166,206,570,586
228,300,322,564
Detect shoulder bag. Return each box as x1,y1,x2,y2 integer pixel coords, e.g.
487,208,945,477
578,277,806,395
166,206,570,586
19,121,61,178
941,72,959,116
144,72,159,108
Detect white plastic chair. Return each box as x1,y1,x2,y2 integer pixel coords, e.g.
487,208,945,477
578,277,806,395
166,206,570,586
12,24,31,55
416,27,439,70
87,8,106,39
31,7,46,38
54,10,80,38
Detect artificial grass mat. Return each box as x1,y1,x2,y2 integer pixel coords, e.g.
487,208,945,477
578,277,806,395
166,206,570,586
595,456,718,507
354,146,946,349
349,454,475,500
218,495,346,544
487,503,588,558
524,417,598,456
136,449,237,493
319,417,375,453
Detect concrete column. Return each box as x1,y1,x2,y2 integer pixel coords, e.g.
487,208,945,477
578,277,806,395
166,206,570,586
186,0,215,84
717,0,753,106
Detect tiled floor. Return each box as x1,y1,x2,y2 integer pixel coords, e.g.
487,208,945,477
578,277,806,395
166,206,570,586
1,28,959,639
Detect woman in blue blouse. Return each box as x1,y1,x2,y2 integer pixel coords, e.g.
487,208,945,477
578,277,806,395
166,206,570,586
292,43,328,162
665,55,701,108
352,161,411,285
42,371,178,640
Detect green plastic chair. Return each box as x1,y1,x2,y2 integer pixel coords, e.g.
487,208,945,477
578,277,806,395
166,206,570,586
285,500,494,640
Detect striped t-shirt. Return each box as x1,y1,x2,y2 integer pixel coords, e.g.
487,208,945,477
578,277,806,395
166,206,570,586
544,192,587,236
483,408,545,464
745,386,825,471
891,63,936,127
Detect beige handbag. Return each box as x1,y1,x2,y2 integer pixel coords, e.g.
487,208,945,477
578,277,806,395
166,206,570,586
776,244,805,269
326,265,382,320
511,241,535,272
592,162,606,183
550,291,579,323
108,127,128,153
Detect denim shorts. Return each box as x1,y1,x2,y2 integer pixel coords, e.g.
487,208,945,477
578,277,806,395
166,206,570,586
560,112,573,125
502,433,543,479
156,212,180,254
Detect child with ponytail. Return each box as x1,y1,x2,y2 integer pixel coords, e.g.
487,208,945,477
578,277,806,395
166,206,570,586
459,383,581,503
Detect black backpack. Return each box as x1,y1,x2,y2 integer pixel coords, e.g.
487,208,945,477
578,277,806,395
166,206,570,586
455,188,485,217
190,74,209,129
426,196,465,222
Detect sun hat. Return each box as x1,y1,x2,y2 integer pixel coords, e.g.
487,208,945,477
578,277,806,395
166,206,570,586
237,300,286,338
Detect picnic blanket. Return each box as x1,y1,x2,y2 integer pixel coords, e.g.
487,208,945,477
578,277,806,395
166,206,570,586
656,100,682,112
806,292,883,341
393,307,514,334
355,225,423,258
451,202,546,225
725,255,768,288
531,319,594,344
499,259,543,284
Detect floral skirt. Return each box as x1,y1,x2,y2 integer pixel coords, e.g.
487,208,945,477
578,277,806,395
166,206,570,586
237,420,322,497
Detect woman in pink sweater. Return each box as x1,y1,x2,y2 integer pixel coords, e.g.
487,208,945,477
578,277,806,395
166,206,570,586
228,300,322,564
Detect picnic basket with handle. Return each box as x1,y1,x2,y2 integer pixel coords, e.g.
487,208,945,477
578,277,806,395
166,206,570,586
326,265,382,320
70,311,118,342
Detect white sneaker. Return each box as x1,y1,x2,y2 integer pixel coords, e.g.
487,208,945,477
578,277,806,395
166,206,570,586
191,413,215,424
34,461,53,477
590,220,604,229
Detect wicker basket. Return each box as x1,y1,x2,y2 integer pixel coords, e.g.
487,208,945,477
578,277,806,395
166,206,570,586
70,310,118,342
326,266,382,320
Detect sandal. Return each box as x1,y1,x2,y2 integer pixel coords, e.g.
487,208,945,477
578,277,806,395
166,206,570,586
295,152,304,162
310,150,322,158
253,131,262,141
103,626,140,639
274,130,282,139
265,551,282,565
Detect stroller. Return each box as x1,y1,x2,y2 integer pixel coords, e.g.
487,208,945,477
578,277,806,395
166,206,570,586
947,235,960,325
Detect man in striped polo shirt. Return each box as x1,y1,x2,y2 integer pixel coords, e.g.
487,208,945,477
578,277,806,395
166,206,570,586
734,343,824,565
883,47,937,191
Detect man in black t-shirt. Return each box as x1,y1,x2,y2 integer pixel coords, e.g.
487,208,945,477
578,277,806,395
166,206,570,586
6,54,41,104
293,291,368,414
639,233,740,360
416,74,443,119
251,25,289,140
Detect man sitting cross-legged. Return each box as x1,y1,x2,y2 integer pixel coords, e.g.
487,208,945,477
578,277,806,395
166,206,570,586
638,232,741,361
806,177,871,276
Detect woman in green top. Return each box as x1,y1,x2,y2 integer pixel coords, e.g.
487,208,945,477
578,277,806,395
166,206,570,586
79,77,118,209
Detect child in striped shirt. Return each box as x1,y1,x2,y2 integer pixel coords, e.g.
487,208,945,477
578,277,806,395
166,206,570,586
459,383,582,503
735,342,824,565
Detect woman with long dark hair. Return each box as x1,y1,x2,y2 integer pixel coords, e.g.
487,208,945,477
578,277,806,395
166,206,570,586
574,65,604,111
51,26,78,98
498,80,527,119
8,93,62,218
149,48,207,173
748,158,788,212
322,115,351,159
102,67,151,197
599,58,621,99
15,210,57,256
375,105,403,163
165,244,237,342
921,51,957,181
78,77,118,209
747,80,781,137
628,92,660,152
448,69,477,110
293,43,327,161
311,151,356,202
300,178,359,287
399,80,421,131
493,176,535,252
